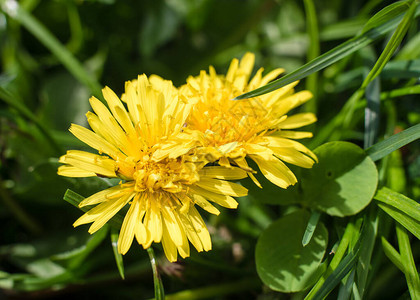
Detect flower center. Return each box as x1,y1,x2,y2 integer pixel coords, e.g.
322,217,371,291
131,155,200,194
189,98,270,147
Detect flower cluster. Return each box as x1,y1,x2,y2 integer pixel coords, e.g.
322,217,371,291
58,53,316,262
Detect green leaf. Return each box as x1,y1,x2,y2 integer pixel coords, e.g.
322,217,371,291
301,141,378,217
361,1,409,34
366,123,420,161
364,77,380,148
377,202,420,240
382,59,420,79
302,210,321,247
303,0,320,113
355,208,378,298
381,236,404,272
233,3,419,100
111,228,125,280
374,187,420,221
360,0,418,89
311,249,360,300
396,224,420,299
256,210,328,293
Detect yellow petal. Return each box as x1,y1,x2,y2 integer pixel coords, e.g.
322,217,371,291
178,212,204,252
248,172,262,188
89,97,135,156
88,192,135,234
196,178,248,197
161,222,178,262
161,205,185,247
263,136,318,162
73,190,133,231
259,68,284,86
226,58,239,83
278,113,317,129
102,86,135,135
79,185,128,207
189,186,239,209
135,206,147,246
275,131,313,139
57,166,96,177
273,90,313,116
274,148,316,168
188,206,212,251
118,194,141,254
144,195,163,243
199,166,247,180
59,150,116,177
190,193,220,215
250,154,297,189
69,124,120,158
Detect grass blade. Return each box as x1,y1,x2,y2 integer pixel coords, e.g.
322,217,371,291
374,187,420,221
147,247,165,300
303,0,320,113
234,3,418,100
337,268,355,300
377,203,420,240
355,208,378,298
361,0,418,89
366,123,420,161
396,224,420,299
111,228,125,280
364,77,381,148
306,218,363,299
312,249,360,300
381,236,405,273
302,210,321,247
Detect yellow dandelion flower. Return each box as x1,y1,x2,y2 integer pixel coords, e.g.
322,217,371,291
181,52,318,189
58,74,248,262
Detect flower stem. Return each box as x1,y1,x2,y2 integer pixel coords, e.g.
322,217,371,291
147,247,165,300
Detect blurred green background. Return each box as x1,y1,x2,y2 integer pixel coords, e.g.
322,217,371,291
0,0,419,299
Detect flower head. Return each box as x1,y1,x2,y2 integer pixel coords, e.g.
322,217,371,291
58,74,247,262
181,52,318,188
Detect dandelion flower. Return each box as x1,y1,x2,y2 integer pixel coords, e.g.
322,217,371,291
181,52,318,188
58,74,248,262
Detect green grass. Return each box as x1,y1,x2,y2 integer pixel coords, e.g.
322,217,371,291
0,0,419,299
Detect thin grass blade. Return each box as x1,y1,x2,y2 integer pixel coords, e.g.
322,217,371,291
396,224,420,299
302,210,321,247
111,228,125,280
381,236,405,272
234,3,419,100
374,187,420,221
377,202,420,239
366,123,420,161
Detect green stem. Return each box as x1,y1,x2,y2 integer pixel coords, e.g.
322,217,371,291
164,277,260,300
1,0,103,100
147,247,165,300
303,0,320,114
0,177,42,235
